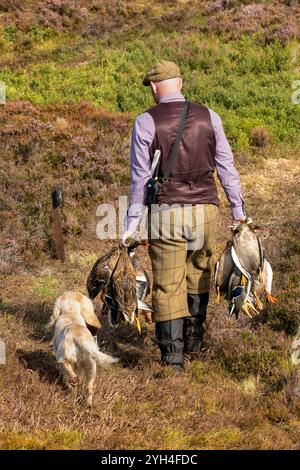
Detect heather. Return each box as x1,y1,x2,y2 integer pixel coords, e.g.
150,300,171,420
0,1,300,450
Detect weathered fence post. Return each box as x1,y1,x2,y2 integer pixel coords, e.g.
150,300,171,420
51,185,65,262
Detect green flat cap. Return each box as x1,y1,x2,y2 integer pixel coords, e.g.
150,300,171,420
142,60,181,86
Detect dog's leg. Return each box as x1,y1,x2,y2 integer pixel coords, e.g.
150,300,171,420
60,360,77,389
86,359,96,407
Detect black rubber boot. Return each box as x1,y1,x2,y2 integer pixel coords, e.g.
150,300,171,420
183,292,209,353
155,318,185,370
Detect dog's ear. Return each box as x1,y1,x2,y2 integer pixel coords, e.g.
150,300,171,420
45,296,62,331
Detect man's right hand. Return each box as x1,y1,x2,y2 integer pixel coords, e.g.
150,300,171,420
119,230,134,249
234,218,246,223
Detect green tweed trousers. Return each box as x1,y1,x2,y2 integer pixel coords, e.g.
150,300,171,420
148,204,219,323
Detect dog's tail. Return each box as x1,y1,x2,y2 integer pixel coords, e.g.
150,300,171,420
75,337,119,367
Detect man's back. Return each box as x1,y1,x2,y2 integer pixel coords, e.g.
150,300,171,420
147,100,219,206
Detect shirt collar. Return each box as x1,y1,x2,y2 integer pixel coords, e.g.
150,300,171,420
159,91,185,104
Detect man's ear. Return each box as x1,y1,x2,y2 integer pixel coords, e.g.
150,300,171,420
150,81,159,103
150,81,156,94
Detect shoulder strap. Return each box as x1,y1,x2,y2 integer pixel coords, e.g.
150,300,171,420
163,100,190,181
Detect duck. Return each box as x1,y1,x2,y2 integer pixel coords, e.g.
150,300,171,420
214,218,277,319
86,240,153,331
86,246,120,301
110,245,137,326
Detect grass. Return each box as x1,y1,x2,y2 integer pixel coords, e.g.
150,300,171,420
0,0,300,450
30,275,60,302
0,430,82,450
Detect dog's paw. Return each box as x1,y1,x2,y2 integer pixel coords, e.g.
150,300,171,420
62,378,77,391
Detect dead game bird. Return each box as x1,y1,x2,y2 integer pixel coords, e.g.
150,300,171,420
111,246,137,325
87,246,120,301
87,241,153,331
232,218,263,276
215,217,277,319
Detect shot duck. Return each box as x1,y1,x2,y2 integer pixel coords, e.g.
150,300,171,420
87,240,153,331
214,218,277,319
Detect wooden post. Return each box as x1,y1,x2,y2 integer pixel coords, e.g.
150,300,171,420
51,185,65,262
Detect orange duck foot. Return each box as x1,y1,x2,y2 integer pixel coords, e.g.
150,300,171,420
266,292,278,303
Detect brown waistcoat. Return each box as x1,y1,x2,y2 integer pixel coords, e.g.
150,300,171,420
147,101,219,206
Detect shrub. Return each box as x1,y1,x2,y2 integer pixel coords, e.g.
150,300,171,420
251,126,270,147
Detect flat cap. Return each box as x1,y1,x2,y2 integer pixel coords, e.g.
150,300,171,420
142,60,181,86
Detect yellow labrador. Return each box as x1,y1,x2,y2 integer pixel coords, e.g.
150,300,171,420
46,291,118,406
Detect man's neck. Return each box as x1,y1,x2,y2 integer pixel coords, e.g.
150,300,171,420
158,91,184,103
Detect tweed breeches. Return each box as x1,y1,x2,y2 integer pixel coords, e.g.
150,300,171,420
148,204,218,323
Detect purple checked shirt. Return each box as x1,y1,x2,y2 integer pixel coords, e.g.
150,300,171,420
125,91,245,233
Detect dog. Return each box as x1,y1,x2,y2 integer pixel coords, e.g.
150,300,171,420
46,291,118,406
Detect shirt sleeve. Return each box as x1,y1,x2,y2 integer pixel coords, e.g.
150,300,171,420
209,109,246,221
125,112,155,233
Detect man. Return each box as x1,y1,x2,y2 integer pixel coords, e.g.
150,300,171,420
122,60,245,371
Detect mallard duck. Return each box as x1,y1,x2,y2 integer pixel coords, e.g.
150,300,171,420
111,246,137,325
86,241,153,331
87,246,120,300
232,218,263,276
214,218,277,319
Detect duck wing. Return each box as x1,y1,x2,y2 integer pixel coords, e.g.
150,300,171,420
86,247,119,299
129,251,151,301
87,265,111,300
105,280,122,327
214,241,235,295
112,249,137,324
136,272,150,301
228,267,243,300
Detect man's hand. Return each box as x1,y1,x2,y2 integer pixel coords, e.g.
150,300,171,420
230,217,247,230
234,218,246,223
119,230,134,249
